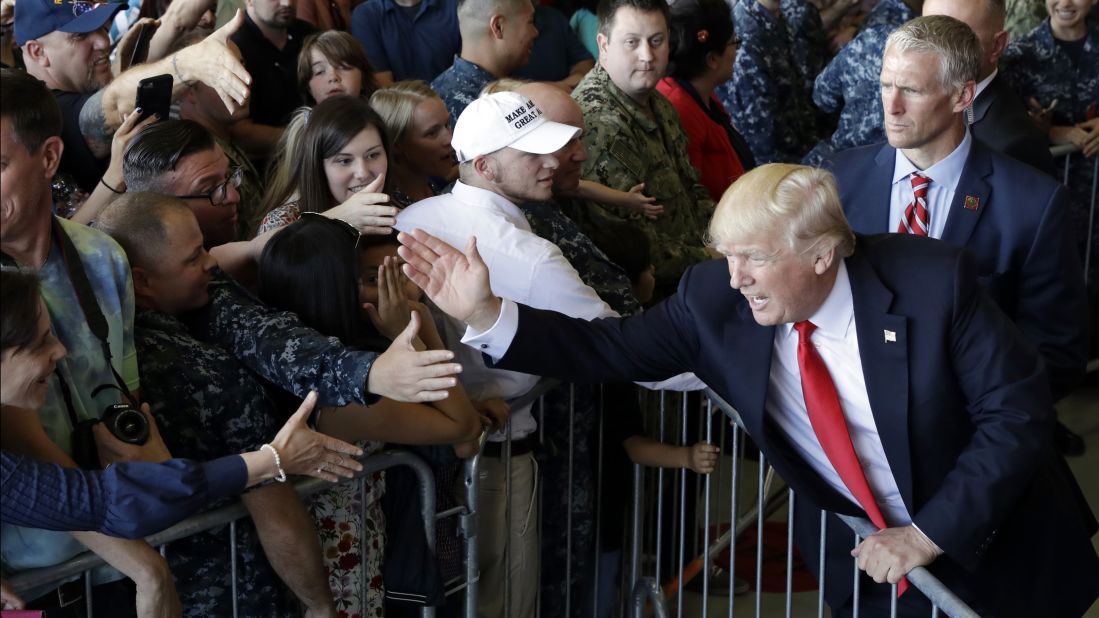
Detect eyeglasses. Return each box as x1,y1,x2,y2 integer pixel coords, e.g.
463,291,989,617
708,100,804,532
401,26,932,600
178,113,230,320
70,1,110,17
175,167,243,207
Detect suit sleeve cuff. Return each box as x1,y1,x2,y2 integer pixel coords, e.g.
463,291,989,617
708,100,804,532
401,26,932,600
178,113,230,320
201,455,249,501
461,299,518,361
911,522,944,556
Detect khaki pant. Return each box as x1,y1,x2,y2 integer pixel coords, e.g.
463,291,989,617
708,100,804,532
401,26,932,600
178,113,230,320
477,452,540,618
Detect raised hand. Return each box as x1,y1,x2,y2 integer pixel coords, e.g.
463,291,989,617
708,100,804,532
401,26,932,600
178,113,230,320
363,255,413,340
397,229,501,332
623,183,664,220
325,173,397,234
367,310,464,402
172,10,252,113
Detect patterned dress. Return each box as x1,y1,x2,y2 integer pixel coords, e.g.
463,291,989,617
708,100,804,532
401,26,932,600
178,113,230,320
309,439,387,618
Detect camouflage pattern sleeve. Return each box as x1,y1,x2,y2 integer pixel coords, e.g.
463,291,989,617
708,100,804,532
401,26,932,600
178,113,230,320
182,270,378,408
782,0,828,97
718,0,817,164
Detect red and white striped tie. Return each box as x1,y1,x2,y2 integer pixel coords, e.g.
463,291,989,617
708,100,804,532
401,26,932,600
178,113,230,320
898,172,930,236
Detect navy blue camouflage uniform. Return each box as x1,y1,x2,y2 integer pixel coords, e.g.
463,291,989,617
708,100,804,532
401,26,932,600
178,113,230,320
1003,17,1099,283
717,0,818,164
135,308,298,617
804,0,917,166
430,56,497,123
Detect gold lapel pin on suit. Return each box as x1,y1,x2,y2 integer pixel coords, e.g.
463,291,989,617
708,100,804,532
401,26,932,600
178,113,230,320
964,195,980,211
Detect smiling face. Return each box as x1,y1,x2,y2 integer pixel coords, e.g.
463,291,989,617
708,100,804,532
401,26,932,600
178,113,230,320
501,0,539,72
879,46,969,164
324,126,389,203
0,300,66,409
1046,0,1096,37
395,97,456,180
597,6,669,103
33,27,112,93
307,49,364,104
716,227,835,327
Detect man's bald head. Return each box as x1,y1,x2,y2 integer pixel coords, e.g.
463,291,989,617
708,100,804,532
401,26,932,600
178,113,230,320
922,0,1007,80
517,82,588,193
518,82,585,130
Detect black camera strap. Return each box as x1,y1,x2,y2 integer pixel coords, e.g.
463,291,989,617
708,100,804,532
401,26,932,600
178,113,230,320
49,217,135,404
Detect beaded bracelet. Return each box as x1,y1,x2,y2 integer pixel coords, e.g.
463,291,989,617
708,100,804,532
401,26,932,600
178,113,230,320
259,443,287,482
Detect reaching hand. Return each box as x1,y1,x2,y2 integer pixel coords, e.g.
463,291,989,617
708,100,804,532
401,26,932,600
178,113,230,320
269,392,364,482
397,229,502,332
686,441,719,474
325,174,397,234
110,109,159,170
172,10,252,113
368,310,464,402
94,404,173,467
115,17,159,72
621,183,664,220
364,255,413,340
851,525,942,585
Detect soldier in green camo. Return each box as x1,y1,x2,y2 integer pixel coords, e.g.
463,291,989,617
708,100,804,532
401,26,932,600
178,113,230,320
571,0,714,300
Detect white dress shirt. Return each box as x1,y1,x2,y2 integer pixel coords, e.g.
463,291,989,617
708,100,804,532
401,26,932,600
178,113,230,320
889,129,972,239
396,181,615,442
767,262,911,525
465,262,913,525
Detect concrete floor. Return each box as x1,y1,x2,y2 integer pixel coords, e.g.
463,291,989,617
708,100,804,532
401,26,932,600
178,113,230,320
669,380,1099,617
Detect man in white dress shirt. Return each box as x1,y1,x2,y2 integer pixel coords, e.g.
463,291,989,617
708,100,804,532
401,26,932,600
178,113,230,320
395,91,609,618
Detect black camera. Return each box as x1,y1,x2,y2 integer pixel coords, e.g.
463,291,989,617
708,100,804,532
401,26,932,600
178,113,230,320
71,403,150,469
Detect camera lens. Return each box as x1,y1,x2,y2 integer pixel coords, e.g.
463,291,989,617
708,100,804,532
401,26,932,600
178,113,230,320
102,404,150,445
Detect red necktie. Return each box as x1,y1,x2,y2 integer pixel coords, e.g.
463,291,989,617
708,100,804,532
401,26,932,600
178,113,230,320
897,172,930,236
794,321,908,595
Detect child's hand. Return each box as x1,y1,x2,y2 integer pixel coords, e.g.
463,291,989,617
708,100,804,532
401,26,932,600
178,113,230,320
687,442,720,474
619,183,664,220
474,398,511,433
364,255,413,340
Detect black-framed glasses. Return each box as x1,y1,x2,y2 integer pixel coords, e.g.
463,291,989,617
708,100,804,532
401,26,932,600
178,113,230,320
175,167,243,207
71,1,110,17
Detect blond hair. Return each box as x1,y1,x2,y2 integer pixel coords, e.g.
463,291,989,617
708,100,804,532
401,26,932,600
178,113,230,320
369,80,440,145
885,15,982,93
707,164,855,259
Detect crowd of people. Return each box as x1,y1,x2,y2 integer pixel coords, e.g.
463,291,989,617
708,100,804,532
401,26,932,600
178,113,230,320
0,0,1096,615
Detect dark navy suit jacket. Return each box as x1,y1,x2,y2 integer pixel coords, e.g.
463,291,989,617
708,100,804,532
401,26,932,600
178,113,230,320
826,139,1088,402
489,235,1099,616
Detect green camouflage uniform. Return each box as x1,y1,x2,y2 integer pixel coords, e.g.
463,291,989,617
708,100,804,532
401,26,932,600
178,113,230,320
572,65,713,299
1005,0,1046,40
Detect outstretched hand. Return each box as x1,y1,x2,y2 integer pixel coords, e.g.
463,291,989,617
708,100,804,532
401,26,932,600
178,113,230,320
368,310,464,402
270,392,364,482
173,9,252,113
397,229,502,332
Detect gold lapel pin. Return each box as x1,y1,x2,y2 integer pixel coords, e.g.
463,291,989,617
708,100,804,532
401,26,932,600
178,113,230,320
884,330,897,343
964,195,980,211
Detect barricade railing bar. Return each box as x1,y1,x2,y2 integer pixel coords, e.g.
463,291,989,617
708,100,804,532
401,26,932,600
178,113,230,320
8,449,439,618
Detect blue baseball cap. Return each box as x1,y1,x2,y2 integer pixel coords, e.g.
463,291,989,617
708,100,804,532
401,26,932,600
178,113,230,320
15,0,123,46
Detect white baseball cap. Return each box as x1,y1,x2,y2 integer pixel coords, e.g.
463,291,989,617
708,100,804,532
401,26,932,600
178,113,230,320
452,92,581,163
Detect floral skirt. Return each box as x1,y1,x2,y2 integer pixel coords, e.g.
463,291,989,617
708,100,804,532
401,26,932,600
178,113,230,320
309,441,386,618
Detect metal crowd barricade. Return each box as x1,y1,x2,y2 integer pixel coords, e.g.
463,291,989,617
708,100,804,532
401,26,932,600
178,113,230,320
615,389,984,615
7,449,439,618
